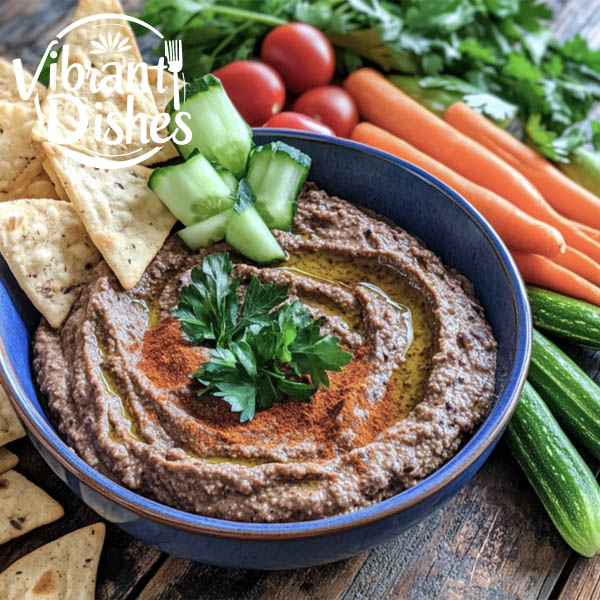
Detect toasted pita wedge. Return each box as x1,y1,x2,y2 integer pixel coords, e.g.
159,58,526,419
42,159,69,201
44,143,175,290
0,523,105,599
31,0,177,165
0,199,101,327
0,171,60,202
0,58,46,104
0,470,64,543
0,386,25,446
0,101,47,196
0,448,18,474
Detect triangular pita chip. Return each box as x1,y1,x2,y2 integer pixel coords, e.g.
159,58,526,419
0,198,101,327
0,470,64,543
0,101,47,195
44,142,175,290
0,448,18,474
0,172,59,202
31,0,177,165
42,159,69,201
0,523,105,600
0,386,25,446
0,58,46,104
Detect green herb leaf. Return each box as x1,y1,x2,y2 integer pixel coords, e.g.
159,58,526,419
177,253,352,421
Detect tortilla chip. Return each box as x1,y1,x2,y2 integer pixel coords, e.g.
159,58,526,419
148,65,183,113
0,470,64,543
0,523,104,599
0,198,101,327
0,386,25,446
44,142,175,290
31,0,177,165
42,159,69,201
0,172,60,203
0,448,18,473
0,58,46,104
0,101,47,195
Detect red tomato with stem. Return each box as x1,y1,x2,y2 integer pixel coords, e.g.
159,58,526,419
293,86,359,137
262,112,335,136
212,60,285,127
261,23,335,94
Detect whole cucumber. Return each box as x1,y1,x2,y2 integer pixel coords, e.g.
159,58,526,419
506,381,600,557
529,328,600,458
528,286,600,349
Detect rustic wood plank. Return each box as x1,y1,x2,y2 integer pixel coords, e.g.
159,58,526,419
558,556,600,600
137,552,369,600
0,437,164,600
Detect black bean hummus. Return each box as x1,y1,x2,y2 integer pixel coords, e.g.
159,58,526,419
34,183,497,523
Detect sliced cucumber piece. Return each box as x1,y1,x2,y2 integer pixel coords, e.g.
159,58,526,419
178,209,233,250
168,74,253,179
148,152,234,226
212,162,238,195
225,179,285,264
247,141,311,231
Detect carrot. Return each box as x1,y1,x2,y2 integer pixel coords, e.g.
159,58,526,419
550,246,600,287
344,70,600,263
573,220,600,243
350,123,565,257
511,251,600,306
445,102,600,229
345,70,549,216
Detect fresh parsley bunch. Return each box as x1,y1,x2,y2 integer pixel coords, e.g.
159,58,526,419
135,0,600,161
174,252,352,422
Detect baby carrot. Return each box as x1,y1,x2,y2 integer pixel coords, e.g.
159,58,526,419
345,70,549,216
350,123,565,257
573,221,600,243
551,246,600,287
343,70,600,263
511,251,600,307
445,102,600,229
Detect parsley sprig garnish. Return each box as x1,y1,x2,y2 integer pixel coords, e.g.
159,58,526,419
173,253,352,422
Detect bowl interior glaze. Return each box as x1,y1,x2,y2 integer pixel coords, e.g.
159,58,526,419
0,130,530,540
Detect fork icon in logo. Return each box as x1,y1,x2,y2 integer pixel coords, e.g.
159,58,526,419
164,40,183,110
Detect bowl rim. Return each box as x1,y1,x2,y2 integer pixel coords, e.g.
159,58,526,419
0,129,531,541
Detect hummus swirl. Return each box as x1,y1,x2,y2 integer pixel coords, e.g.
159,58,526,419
34,184,497,522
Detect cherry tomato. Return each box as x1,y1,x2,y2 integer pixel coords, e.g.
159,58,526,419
293,86,359,137
261,23,335,94
212,60,285,127
263,112,335,136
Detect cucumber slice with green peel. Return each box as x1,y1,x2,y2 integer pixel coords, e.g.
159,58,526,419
178,209,233,250
168,74,253,179
212,162,238,195
247,141,311,231
148,152,234,226
225,179,285,264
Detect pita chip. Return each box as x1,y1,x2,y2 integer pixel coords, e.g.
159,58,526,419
0,448,18,474
0,101,47,196
0,58,46,104
0,470,64,543
0,199,101,327
44,142,175,290
31,0,177,165
0,523,105,600
0,386,25,446
42,159,69,201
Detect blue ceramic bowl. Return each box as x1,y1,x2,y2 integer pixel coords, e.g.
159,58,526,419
0,131,530,569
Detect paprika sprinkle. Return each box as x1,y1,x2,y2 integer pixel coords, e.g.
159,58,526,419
139,320,401,461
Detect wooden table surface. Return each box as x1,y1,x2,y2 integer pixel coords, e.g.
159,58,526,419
1,1,600,598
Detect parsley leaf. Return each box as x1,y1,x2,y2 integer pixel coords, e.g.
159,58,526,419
177,253,352,422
